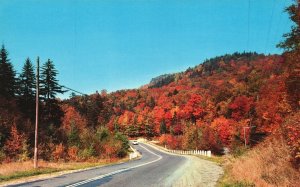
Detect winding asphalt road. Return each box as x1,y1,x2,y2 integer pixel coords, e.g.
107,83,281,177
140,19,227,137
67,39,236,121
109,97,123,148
8,143,187,187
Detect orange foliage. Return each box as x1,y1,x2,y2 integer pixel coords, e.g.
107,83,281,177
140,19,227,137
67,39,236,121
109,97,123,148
4,124,26,159
255,76,292,132
61,105,87,132
52,143,65,161
67,146,79,161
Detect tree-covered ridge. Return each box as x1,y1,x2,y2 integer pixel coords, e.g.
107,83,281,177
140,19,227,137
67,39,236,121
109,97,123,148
147,52,262,89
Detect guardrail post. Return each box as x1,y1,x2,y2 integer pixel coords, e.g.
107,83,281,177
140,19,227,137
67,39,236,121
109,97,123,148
207,150,211,157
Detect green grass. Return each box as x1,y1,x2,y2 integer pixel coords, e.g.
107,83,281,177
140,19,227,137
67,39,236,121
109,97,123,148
0,158,129,183
195,155,224,165
0,168,61,182
218,181,255,187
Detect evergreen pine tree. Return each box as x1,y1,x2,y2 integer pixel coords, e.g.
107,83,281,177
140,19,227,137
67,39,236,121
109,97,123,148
40,59,64,101
18,58,36,120
0,45,16,98
39,59,65,138
160,119,167,134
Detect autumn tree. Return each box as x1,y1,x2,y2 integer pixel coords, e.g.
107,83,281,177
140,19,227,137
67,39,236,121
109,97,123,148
277,1,300,110
86,93,103,128
61,105,87,132
4,124,28,160
182,94,203,124
211,116,234,146
229,96,254,121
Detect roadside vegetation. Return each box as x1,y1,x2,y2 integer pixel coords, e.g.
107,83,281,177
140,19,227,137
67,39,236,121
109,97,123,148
0,158,129,183
217,133,300,187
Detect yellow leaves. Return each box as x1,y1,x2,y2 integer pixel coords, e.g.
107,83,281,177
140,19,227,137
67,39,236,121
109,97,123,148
170,106,179,117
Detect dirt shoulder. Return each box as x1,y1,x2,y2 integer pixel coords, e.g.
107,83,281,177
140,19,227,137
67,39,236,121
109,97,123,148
172,155,223,187
143,141,223,187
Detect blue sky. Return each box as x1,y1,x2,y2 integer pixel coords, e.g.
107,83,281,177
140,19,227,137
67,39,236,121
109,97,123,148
0,0,294,98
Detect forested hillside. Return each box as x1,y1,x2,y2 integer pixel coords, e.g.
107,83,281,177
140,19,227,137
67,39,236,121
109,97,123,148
0,2,299,172
0,47,299,167
0,48,129,162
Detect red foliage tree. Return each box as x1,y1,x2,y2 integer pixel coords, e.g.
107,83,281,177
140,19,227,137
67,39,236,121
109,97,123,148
229,95,254,121
211,116,234,146
182,94,203,124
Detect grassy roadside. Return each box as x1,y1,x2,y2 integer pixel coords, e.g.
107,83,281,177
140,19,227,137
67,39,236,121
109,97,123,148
194,154,223,165
215,136,300,187
0,158,129,185
192,152,255,187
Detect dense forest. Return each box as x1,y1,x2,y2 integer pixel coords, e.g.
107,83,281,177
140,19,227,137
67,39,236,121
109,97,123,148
0,49,129,162
0,2,299,169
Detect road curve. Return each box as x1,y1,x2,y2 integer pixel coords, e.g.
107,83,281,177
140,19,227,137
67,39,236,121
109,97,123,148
7,143,187,187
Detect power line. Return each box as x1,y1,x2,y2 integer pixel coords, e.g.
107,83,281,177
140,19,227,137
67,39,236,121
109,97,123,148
61,85,88,96
265,0,276,54
247,0,251,51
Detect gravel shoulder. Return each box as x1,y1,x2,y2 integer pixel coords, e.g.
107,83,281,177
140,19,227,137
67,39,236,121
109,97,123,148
172,155,223,187
144,142,223,187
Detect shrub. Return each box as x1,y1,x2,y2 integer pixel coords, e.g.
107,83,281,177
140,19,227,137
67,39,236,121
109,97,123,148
4,125,25,159
114,132,129,157
18,139,30,161
52,143,65,161
67,146,79,161
79,145,96,161
226,135,300,186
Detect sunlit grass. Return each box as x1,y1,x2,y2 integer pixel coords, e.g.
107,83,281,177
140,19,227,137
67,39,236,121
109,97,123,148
0,158,129,183
194,155,224,165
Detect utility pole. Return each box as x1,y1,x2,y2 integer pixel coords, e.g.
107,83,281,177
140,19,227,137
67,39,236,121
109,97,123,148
34,57,39,169
243,124,256,148
243,127,248,147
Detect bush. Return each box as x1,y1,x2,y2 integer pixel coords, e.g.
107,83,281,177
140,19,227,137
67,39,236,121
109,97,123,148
114,132,129,157
18,140,30,161
52,143,65,161
67,146,79,161
79,145,96,160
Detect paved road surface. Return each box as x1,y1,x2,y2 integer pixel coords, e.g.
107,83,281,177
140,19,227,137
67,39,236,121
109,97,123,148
8,143,187,187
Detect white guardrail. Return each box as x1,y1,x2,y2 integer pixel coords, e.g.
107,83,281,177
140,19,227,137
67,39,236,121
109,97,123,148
144,140,212,158
166,149,212,157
